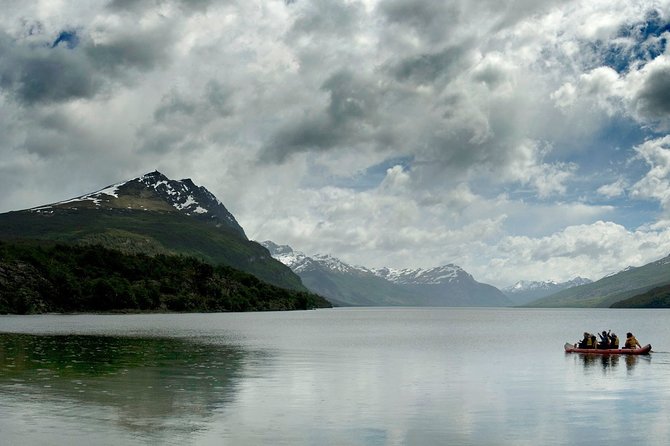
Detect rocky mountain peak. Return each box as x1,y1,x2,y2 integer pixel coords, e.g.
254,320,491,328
30,171,246,238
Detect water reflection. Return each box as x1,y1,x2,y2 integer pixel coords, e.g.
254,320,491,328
0,333,250,442
571,352,651,373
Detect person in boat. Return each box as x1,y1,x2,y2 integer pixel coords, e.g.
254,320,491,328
610,332,619,349
597,330,611,349
578,332,596,349
623,332,642,349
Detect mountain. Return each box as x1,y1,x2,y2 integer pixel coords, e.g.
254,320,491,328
262,241,512,307
0,171,305,292
31,170,246,237
262,241,418,306
503,277,592,305
526,254,670,307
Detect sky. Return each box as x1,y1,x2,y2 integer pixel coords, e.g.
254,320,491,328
2,0,670,288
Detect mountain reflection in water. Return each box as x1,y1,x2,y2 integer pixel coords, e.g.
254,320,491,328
0,333,250,441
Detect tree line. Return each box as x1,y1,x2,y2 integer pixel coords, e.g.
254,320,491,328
0,241,331,314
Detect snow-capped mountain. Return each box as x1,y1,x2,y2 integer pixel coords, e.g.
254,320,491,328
503,277,593,305
374,265,472,285
2,172,309,291
31,170,246,237
263,241,373,275
262,241,512,307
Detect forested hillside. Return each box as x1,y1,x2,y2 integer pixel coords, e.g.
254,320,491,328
0,241,331,314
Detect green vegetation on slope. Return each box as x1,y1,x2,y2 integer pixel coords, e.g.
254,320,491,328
610,284,670,308
0,241,331,314
526,255,670,308
0,209,304,292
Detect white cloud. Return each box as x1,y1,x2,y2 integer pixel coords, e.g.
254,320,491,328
597,178,628,198
552,67,624,115
3,0,670,290
630,136,670,210
481,220,670,286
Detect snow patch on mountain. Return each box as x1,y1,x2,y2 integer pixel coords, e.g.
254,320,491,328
28,170,246,238
139,172,211,216
504,277,592,294
262,242,373,275
31,180,126,211
374,265,467,285
262,242,471,285
502,277,593,305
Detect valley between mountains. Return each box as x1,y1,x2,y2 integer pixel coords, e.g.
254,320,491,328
1,171,669,313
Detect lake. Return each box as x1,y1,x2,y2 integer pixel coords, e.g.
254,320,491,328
1,307,669,445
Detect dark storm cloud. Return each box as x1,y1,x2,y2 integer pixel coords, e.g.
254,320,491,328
261,70,381,163
0,31,100,105
388,45,471,85
204,80,234,117
153,92,197,121
106,0,214,14
152,80,233,123
378,0,461,44
85,31,172,75
138,80,234,154
0,23,173,106
288,0,363,37
634,63,670,120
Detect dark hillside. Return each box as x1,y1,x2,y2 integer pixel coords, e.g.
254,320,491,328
0,208,304,292
0,241,331,314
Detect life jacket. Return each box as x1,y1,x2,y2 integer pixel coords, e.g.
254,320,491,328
611,335,619,348
625,336,638,348
586,335,594,347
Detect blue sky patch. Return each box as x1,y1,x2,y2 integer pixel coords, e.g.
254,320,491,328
51,30,79,49
587,10,669,74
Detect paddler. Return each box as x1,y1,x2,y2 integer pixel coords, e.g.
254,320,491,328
597,330,610,349
610,332,619,349
577,332,595,349
624,332,642,349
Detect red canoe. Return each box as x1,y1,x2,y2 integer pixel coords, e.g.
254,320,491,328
564,342,652,355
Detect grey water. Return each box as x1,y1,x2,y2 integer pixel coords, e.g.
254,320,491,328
1,308,669,446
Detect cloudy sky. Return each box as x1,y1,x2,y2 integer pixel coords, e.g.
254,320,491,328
2,0,670,287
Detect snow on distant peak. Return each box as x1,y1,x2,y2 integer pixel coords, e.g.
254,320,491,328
604,265,637,278
505,280,558,293
263,242,485,288
262,242,373,275
503,277,592,294
311,253,372,274
374,264,467,285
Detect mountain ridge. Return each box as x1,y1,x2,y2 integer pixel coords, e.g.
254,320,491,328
262,241,512,307
503,277,593,305
0,171,305,292
525,253,670,307
30,171,246,237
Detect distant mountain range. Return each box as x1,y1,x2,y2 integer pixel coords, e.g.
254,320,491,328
0,171,305,292
262,241,512,307
526,255,670,307
264,239,670,308
502,278,593,305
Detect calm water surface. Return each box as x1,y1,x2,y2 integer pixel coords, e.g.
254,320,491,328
1,307,669,445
